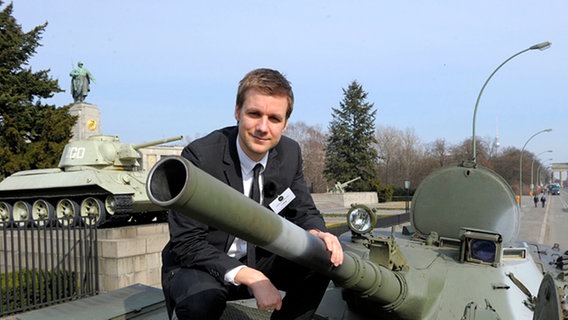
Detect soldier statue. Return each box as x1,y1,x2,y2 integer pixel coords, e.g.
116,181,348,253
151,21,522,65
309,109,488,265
69,62,95,103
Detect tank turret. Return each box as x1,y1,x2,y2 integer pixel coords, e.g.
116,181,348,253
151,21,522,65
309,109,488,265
59,135,184,170
147,157,568,320
0,135,183,227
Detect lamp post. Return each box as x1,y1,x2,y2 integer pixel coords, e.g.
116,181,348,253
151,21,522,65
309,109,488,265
531,150,553,193
471,41,551,163
404,180,410,214
537,161,552,187
519,128,552,203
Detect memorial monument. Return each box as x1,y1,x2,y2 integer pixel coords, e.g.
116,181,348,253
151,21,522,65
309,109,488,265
70,61,95,103
68,61,101,141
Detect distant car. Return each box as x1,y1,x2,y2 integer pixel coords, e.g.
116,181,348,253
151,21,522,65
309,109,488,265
551,187,560,195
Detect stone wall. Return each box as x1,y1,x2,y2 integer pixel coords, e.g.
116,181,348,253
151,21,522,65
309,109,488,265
97,223,169,292
311,192,378,208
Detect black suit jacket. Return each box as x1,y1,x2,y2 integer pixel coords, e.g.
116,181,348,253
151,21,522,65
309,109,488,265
162,126,327,283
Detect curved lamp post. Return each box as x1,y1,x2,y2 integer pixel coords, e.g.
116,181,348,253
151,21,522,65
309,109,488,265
537,159,553,188
471,41,551,163
519,128,552,202
531,150,553,193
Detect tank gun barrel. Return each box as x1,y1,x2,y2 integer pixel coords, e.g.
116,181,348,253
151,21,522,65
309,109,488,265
342,176,361,186
146,157,414,313
133,135,183,149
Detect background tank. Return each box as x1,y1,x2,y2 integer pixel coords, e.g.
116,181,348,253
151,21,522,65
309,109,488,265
146,157,568,320
0,134,182,227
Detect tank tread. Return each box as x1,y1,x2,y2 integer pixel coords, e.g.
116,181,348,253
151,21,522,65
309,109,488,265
113,194,134,214
0,188,107,201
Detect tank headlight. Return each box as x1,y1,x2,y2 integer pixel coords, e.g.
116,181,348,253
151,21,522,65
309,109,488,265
469,239,496,263
347,205,376,235
460,228,502,266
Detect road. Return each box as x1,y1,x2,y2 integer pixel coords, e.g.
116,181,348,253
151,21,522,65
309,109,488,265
524,188,568,251
515,188,568,250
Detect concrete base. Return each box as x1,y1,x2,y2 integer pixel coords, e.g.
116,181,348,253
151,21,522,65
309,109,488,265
311,192,378,209
14,284,165,320
97,223,169,292
69,102,101,141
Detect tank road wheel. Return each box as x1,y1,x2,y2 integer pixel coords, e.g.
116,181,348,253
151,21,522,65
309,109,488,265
104,195,116,216
0,202,12,222
56,199,80,226
32,199,55,226
13,201,32,226
80,197,106,226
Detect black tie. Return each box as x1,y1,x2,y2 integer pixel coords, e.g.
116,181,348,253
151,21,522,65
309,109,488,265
247,164,263,266
251,164,262,203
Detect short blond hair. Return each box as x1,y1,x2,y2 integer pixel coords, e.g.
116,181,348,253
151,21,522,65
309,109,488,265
236,68,294,119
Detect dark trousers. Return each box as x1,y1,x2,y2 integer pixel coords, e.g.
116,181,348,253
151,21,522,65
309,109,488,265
162,255,330,320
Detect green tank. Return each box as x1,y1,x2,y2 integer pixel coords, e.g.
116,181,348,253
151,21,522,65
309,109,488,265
0,134,182,227
146,157,568,319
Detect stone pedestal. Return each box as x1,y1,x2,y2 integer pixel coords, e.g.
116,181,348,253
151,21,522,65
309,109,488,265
69,102,101,141
311,192,379,208
97,223,169,292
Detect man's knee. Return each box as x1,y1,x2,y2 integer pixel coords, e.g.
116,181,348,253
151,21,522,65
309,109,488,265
162,268,229,320
174,289,226,320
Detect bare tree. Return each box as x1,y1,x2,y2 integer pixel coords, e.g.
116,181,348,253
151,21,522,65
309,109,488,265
399,128,423,180
375,126,402,186
284,121,328,192
492,147,521,194
376,126,426,190
426,139,450,167
449,137,493,168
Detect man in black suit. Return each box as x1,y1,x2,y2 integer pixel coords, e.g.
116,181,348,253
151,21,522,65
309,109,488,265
161,68,343,320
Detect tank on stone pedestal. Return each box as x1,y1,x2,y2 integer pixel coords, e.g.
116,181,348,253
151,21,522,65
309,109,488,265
0,135,183,227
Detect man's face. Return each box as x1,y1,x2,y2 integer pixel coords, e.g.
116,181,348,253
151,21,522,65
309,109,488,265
235,88,288,162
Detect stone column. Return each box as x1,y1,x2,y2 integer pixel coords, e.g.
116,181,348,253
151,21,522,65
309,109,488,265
69,102,101,141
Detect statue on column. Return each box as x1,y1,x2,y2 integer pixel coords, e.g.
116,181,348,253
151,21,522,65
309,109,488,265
69,62,95,103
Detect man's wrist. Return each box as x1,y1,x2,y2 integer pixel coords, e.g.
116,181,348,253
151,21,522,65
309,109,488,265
309,228,324,236
225,265,246,285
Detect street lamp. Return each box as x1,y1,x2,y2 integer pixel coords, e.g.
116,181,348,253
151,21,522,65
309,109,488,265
519,128,552,202
471,41,551,163
537,163,552,187
530,150,553,193
404,180,410,214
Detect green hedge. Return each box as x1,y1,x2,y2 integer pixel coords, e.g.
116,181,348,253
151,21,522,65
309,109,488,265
1,269,77,313
377,185,394,202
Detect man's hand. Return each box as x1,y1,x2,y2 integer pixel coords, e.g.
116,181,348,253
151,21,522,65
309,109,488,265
309,229,344,267
235,267,282,312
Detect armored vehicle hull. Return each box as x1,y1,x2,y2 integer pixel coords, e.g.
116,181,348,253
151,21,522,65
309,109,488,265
147,157,568,320
316,227,562,319
0,135,182,227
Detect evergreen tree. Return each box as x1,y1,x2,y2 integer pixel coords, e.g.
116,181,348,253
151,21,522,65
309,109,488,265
324,80,379,191
0,1,75,179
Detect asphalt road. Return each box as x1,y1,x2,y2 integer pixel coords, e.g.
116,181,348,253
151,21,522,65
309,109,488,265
519,188,568,251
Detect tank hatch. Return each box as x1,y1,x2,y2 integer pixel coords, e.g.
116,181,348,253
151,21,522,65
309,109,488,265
411,163,519,244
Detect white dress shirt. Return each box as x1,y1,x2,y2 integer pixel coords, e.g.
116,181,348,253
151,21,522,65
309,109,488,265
224,136,268,285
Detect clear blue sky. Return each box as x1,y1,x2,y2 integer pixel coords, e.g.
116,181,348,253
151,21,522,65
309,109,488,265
11,1,568,165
